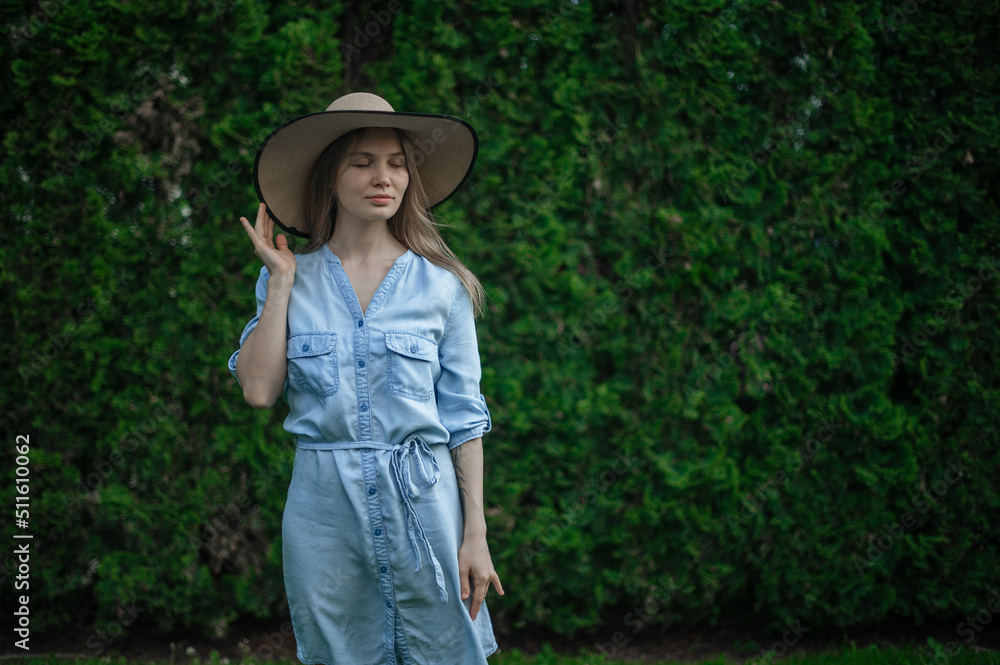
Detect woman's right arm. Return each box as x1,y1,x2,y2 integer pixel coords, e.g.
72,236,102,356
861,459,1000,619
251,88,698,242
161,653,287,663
235,203,298,409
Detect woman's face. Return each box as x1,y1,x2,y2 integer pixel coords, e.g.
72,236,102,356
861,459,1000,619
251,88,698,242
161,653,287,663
333,127,409,227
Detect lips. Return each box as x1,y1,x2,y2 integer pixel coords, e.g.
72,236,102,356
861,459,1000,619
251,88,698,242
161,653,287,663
368,195,393,204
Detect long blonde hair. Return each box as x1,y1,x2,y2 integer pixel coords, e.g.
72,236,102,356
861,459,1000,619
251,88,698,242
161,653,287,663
303,128,485,316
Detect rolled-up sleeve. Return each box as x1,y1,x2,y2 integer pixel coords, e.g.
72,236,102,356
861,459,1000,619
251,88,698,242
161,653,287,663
227,265,271,385
436,285,492,448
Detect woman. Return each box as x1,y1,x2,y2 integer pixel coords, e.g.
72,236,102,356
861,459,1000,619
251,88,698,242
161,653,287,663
228,93,503,665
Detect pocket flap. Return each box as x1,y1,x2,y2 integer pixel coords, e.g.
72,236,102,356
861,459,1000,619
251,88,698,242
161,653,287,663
287,333,337,359
385,332,436,361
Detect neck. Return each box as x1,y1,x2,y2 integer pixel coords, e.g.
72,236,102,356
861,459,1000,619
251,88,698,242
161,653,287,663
328,218,406,263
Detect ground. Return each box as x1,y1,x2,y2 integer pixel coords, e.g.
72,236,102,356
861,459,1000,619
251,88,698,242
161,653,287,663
5,616,999,663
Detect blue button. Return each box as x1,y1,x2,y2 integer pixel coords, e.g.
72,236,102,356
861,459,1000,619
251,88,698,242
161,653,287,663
358,360,366,368
357,320,364,328
367,486,376,496
302,344,309,351
386,601,393,609
380,565,388,573
360,403,369,412
410,344,418,353
374,528,382,536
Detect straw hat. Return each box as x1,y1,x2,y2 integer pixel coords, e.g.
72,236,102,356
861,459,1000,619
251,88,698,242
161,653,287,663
253,92,479,238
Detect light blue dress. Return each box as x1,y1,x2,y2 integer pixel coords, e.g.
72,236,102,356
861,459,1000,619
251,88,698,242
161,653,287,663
228,245,497,665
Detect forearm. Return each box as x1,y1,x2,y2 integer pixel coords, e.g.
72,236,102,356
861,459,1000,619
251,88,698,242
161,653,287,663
451,437,487,537
235,275,293,408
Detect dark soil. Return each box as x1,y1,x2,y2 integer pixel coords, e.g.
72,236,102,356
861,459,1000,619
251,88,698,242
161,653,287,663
4,615,999,663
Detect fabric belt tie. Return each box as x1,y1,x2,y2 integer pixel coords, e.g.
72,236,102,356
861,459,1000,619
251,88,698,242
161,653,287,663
293,436,449,603
391,436,448,603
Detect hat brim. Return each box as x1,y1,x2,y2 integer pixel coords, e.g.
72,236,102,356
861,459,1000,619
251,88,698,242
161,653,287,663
253,110,478,239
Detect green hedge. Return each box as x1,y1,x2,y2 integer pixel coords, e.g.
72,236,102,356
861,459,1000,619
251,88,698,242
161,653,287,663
2,0,998,642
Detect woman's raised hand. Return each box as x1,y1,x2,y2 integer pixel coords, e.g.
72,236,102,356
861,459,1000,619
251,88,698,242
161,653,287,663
239,203,297,281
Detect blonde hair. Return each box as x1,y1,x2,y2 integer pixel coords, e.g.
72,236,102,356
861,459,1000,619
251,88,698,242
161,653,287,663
303,128,485,316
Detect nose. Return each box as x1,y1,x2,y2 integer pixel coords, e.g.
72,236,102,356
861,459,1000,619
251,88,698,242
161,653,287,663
373,161,391,186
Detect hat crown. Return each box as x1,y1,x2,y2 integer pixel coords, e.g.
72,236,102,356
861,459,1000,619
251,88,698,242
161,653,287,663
325,92,395,113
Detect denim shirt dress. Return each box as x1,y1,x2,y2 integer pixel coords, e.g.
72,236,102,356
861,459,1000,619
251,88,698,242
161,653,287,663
228,245,497,665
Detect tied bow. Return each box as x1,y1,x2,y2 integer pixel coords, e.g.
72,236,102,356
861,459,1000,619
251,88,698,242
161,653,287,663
391,436,448,603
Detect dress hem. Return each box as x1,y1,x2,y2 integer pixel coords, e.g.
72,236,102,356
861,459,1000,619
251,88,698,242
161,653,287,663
294,642,499,665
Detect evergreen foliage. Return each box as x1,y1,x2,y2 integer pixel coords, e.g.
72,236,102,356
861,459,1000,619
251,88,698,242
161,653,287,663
2,0,998,641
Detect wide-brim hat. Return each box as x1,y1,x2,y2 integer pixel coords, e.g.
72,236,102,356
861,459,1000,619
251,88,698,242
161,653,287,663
253,92,479,238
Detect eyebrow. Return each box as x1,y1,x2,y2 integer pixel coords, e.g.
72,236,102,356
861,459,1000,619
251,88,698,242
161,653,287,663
347,151,406,159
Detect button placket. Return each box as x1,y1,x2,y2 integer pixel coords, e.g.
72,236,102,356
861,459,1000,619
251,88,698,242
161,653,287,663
354,313,372,440
329,252,412,442
361,450,397,637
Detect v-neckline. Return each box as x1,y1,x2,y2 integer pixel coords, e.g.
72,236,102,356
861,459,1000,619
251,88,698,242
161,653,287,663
325,245,411,319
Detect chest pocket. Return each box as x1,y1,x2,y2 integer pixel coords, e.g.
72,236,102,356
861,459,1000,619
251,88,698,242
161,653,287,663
385,332,437,402
287,333,339,396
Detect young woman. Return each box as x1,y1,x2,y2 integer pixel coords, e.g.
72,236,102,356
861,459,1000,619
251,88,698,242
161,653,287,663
228,93,503,665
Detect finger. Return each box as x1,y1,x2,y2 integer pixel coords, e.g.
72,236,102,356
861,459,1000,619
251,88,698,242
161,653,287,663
254,202,269,237
471,574,488,618
239,216,264,247
491,573,505,596
469,589,481,620
460,570,471,601
275,233,288,252
262,205,273,239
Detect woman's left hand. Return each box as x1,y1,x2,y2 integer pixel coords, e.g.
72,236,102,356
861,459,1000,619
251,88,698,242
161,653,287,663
457,532,504,621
